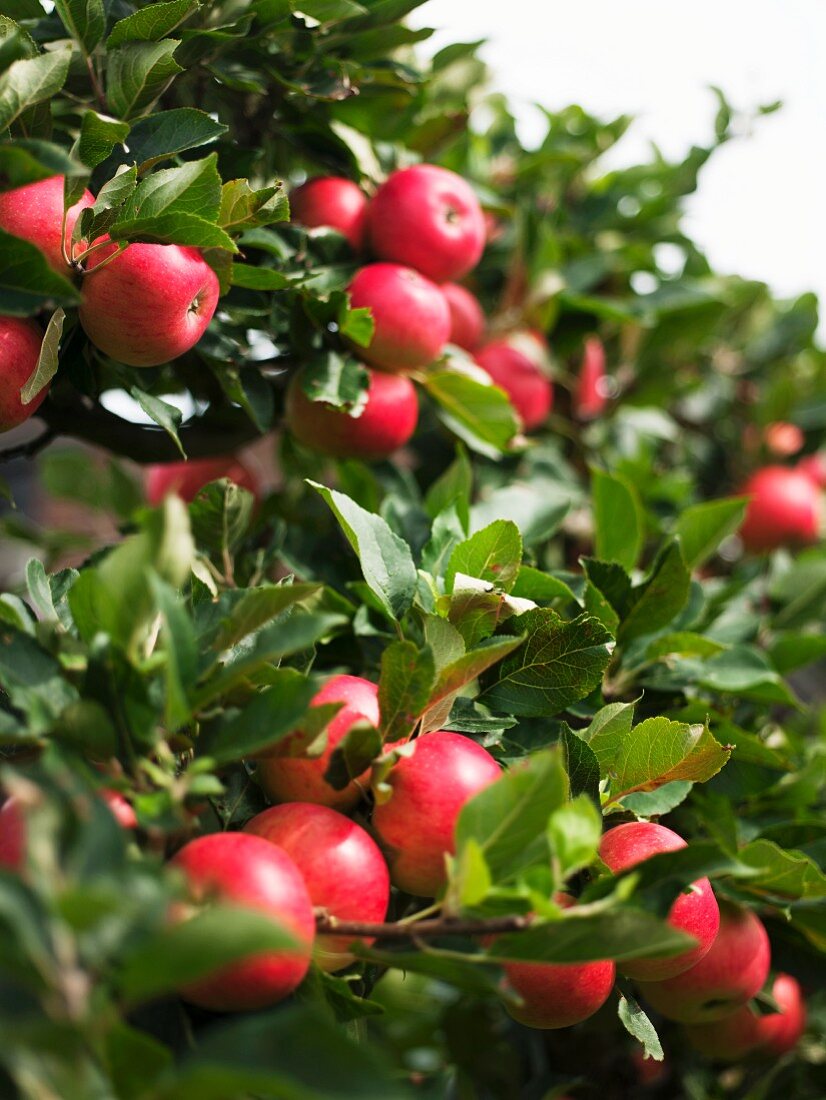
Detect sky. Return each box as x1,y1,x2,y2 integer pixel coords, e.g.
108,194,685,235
411,1,826,325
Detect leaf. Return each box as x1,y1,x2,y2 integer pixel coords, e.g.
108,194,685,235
470,481,571,546
323,721,382,790
620,781,694,817
0,48,71,133
106,1024,173,1100
575,700,637,773
591,467,644,570
0,228,80,315
149,574,198,730
559,726,601,804
219,178,288,231
618,992,664,1062
128,388,184,455
609,717,731,802
53,0,105,51
451,836,492,908
108,0,199,47
423,369,519,458
548,795,602,879
106,40,183,120
188,479,255,557
0,138,82,188
77,110,130,169
424,446,472,531
309,482,417,622
480,609,613,717
696,645,797,705
210,585,321,651
377,640,436,744
300,352,369,411
618,539,691,644
230,263,289,290
511,566,577,603
420,634,524,735
122,108,228,172
0,629,78,734
19,306,62,405
114,153,221,222
736,839,826,901
673,497,749,568
111,211,236,250
446,519,522,594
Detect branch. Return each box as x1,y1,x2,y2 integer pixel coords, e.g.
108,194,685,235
0,425,55,463
314,910,531,940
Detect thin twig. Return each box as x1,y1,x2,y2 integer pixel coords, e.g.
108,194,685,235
314,911,531,940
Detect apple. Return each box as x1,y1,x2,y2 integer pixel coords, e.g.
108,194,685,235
245,802,390,972
764,421,804,457
598,822,719,981
685,973,806,1061
285,367,418,460
371,731,501,897
441,283,485,351
79,242,219,367
499,896,616,1029
574,335,608,420
367,164,486,284
0,175,94,273
347,263,450,372
290,177,367,250
0,798,26,871
0,316,48,432
797,451,826,489
637,901,770,1023
739,466,820,552
100,789,138,830
169,831,314,1011
257,674,380,811
475,336,554,431
146,456,258,506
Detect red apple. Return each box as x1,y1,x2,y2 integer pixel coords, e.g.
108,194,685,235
285,367,418,460
442,283,485,351
637,901,770,1023
368,164,485,284
574,335,608,420
290,177,367,250
0,316,47,432
598,822,719,981
257,675,380,811
79,242,219,367
146,456,258,506
797,452,826,489
245,802,389,972
372,731,501,897
739,466,820,552
764,422,804,457
0,798,26,871
499,896,615,1029
100,789,138,830
348,263,450,372
685,973,806,1061
169,831,314,1011
475,336,554,431
0,175,94,273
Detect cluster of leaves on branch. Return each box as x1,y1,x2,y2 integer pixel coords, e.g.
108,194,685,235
0,0,825,1098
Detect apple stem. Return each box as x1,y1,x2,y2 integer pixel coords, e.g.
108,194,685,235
314,910,531,940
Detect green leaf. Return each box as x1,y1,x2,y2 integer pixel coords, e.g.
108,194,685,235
106,1024,173,1100
377,640,436,744
446,519,522,594
112,210,236,250
39,450,142,520
114,152,221,222
188,478,255,556
480,609,613,717
106,40,183,120
0,630,79,734
150,574,198,730
108,0,199,47
123,108,228,172
309,481,417,622
470,481,571,546
591,467,644,570
420,634,524,735
576,701,637,774
424,446,472,531
229,263,289,290
559,725,601,804
0,228,81,315
128,388,184,455
617,992,664,1062
647,631,727,660
212,584,322,651
0,47,71,133
300,352,369,410
0,138,83,188
737,839,826,901
673,496,749,568
323,720,382,790
619,780,694,817
618,539,691,644
451,836,492,908
548,795,602,879
695,645,797,705
77,110,130,169
20,305,62,405
511,565,577,604
53,0,105,51
609,717,731,802
339,305,374,347
219,178,288,231
423,368,519,459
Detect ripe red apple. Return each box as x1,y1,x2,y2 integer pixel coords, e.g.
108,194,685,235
257,674,380,811
637,901,770,1023
170,831,314,1011
574,335,608,420
0,175,94,273
348,263,450,372
0,798,26,871
475,336,554,431
598,822,719,981
79,242,219,367
100,789,138,829
499,896,616,1029
441,283,485,351
0,316,48,432
797,451,826,489
245,801,389,972
368,164,485,284
146,456,258,506
764,421,804,457
685,973,806,1061
290,177,367,250
739,466,820,552
285,367,418,460
372,731,501,897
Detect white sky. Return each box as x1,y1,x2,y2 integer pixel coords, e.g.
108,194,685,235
412,1,826,327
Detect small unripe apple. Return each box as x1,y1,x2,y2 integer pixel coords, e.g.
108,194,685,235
638,901,770,1023
170,831,314,1011
475,336,554,431
739,466,820,552
797,451,826,489
372,731,501,897
146,456,258,506
685,973,806,1060
79,242,219,367
348,263,450,372
0,175,94,273
368,164,486,284
245,801,390,972
285,368,418,460
290,177,367,250
598,822,719,981
257,675,380,811
441,283,485,351
574,335,608,420
0,316,48,432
